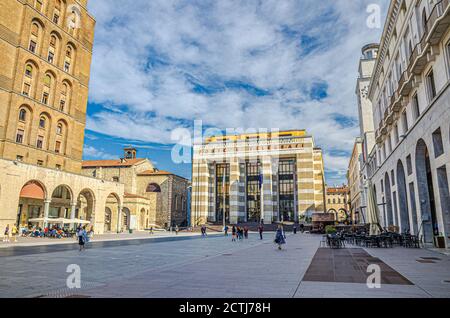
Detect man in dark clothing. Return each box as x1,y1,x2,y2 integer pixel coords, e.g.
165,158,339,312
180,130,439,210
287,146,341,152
258,224,264,240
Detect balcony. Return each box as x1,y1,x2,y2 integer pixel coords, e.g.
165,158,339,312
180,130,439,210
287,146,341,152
408,0,449,76
427,0,450,46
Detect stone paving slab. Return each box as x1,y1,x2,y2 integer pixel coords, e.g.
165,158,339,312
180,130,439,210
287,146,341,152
1,233,450,298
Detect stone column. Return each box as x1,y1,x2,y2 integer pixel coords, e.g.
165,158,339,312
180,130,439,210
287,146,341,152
117,205,123,233
43,200,51,228
70,203,77,219
229,158,240,224
70,202,77,230
261,157,274,224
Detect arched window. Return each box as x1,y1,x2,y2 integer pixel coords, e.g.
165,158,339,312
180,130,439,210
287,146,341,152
31,23,39,36
60,81,70,112
56,123,63,135
64,44,75,73
50,35,56,47
146,183,161,193
44,74,51,87
39,116,46,129
19,109,27,121
25,65,33,78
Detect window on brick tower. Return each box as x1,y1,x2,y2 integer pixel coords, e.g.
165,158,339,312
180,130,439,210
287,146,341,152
39,117,46,129
36,136,44,149
16,130,24,144
59,100,65,112
35,0,43,11
56,123,63,135
53,13,59,24
42,93,49,105
22,83,31,96
25,65,33,77
50,35,56,47
48,51,54,63
29,40,36,53
64,62,70,73
55,141,61,154
19,109,27,121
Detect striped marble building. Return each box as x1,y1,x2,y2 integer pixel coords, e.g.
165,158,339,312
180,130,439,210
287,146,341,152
191,130,326,225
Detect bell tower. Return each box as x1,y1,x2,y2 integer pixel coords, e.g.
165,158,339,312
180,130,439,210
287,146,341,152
124,147,137,159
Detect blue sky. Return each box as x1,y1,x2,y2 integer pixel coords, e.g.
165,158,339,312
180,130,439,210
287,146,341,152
83,0,388,184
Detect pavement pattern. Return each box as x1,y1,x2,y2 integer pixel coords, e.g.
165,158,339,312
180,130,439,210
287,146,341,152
0,233,449,298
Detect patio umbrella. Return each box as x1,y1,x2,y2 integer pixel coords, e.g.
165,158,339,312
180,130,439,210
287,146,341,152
28,218,46,223
70,219,91,225
366,180,382,236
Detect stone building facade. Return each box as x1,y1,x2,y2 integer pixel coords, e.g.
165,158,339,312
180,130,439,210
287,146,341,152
0,0,125,235
325,186,350,223
347,138,363,223
365,0,450,247
82,148,190,230
191,130,326,226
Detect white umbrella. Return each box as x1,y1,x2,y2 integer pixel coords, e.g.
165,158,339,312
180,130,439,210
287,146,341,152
71,219,91,225
366,180,382,236
28,218,46,223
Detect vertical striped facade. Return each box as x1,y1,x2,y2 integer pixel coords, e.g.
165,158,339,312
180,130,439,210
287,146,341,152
191,130,326,225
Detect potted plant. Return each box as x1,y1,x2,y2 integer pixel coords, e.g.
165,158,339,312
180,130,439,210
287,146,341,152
325,225,337,235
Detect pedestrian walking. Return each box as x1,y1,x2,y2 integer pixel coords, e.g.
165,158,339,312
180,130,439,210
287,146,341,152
300,224,305,233
236,226,241,240
150,227,154,235
293,225,297,235
231,225,236,242
12,225,18,243
3,225,10,243
175,225,179,235
258,223,264,240
76,227,85,252
223,225,229,236
274,225,286,250
244,226,249,239
201,225,207,237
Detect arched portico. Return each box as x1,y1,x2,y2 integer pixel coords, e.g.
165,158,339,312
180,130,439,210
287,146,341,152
105,193,121,233
17,180,48,228
415,139,439,245
384,173,395,227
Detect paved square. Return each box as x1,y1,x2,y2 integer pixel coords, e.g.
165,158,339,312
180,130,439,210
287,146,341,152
0,234,449,298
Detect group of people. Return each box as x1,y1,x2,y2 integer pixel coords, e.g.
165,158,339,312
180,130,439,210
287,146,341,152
229,225,250,241
221,223,287,250
2,224,18,243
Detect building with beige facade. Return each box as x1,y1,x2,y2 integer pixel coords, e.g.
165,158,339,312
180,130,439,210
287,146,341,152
82,147,190,230
325,186,350,223
0,0,128,235
347,138,364,224
365,0,450,248
191,130,326,226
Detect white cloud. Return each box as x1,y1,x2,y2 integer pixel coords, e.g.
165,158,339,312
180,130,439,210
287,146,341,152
86,0,389,183
83,145,116,160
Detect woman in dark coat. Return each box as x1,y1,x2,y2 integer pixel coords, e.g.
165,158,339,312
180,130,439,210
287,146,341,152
274,225,286,250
